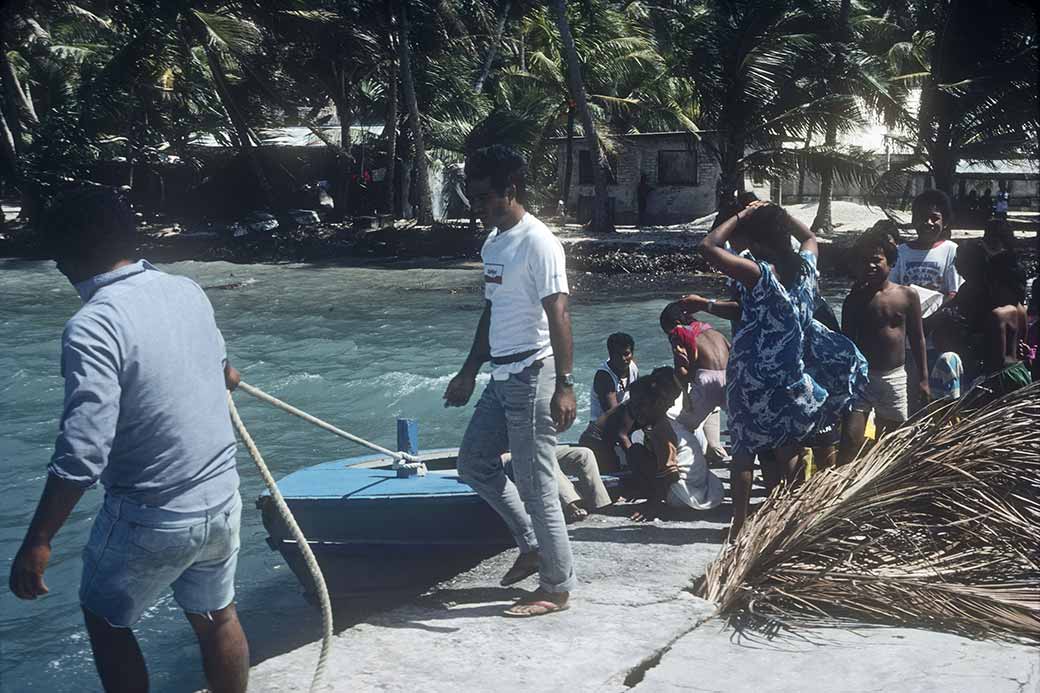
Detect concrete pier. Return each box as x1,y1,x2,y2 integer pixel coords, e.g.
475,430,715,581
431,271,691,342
247,509,1038,692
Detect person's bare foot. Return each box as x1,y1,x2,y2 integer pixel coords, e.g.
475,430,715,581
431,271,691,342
564,501,588,523
629,500,660,522
503,589,569,617
500,550,540,586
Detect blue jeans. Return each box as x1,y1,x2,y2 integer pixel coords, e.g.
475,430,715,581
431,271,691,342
457,360,577,594
80,492,241,627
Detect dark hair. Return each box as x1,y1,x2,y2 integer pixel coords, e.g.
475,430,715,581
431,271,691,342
854,226,898,266
466,145,527,203
954,238,988,281
986,251,1028,305
40,187,136,260
659,301,685,333
739,203,801,288
983,218,1015,253
911,189,953,224
712,191,759,230
629,366,681,411
606,332,635,353
931,304,969,347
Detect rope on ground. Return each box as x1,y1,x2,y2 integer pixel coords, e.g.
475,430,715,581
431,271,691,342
236,381,425,472
227,392,333,693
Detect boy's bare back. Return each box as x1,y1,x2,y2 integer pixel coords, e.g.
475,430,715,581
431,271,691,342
694,329,730,371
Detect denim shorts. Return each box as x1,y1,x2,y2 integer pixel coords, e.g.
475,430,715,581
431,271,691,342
80,492,242,627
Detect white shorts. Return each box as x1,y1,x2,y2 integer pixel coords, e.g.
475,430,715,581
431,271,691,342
852,366,908,424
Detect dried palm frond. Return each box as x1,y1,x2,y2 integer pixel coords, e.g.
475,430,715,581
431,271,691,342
699,382,1040,642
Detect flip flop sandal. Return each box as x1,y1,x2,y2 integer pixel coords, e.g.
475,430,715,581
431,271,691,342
503,600,570,618
564,503,589,523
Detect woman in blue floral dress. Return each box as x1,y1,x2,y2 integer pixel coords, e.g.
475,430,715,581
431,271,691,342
701,201,867,539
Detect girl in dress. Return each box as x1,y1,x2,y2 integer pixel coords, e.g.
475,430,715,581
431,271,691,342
701,201,867,539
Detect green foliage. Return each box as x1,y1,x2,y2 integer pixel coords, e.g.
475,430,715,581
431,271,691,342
0,0,1034,215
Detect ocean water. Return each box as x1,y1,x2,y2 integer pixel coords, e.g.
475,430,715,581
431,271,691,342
2,258,762,692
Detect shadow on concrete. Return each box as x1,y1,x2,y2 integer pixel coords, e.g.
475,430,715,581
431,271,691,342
570,524,727,546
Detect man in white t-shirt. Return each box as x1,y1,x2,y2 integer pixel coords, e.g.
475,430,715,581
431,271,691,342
444,145,577,617
889,189,962,411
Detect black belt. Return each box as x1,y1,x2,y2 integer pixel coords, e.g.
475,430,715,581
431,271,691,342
490,348,541,365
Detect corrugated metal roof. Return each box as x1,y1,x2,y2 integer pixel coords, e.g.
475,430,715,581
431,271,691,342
906,160,1039,176
189,125,385,148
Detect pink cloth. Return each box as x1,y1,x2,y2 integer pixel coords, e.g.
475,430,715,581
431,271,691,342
669,322,713,359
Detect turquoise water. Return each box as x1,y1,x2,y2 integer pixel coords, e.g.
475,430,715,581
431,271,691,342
2,258,762,691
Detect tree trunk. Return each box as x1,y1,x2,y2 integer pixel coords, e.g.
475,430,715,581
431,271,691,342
396,0,434,225
331,65,353,221
919,0,960,198
474,0,512,92
796,131,811,202
714,128,745,219
552,0,612,232
0,33,37,154
810,0,851,235
384,54,399,220
201,40,272,202
0,100,18,184
561,106,575,212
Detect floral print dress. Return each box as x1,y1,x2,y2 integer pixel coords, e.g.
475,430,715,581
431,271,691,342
727,251,867,456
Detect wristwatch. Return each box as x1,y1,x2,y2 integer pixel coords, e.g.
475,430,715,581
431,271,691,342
556,373,575,388
706,299,716,314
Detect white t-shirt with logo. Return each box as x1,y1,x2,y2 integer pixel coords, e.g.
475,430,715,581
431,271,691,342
482,213,568,380
890,240,962,295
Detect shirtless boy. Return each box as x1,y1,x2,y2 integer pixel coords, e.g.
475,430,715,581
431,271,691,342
972,251,1032,405
660,303,730,460
839,229,929,464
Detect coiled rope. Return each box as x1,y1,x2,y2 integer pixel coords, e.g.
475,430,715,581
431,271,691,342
226,392,333,693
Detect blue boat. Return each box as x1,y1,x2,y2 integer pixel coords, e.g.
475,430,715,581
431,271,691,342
257,446,622,597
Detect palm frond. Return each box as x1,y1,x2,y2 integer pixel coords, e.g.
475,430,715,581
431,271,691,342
700,384,1040,643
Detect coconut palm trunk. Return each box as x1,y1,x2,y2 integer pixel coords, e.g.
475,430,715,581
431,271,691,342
561,105,575,210
396,0,434,225
331,67,354,220
384,53,399,220
474,0,512,92
811,0,851,235
199,39,272,201
0,27,37,154
551,0,612,232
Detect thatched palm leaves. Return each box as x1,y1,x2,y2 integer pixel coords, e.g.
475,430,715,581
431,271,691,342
700,383,1040,642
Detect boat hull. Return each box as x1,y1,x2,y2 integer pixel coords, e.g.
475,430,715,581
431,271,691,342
259,446,619,596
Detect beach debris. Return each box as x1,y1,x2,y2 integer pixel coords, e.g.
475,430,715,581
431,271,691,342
699,382,1040,643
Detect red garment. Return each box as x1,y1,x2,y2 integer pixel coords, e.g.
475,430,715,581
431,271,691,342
669,322,713,360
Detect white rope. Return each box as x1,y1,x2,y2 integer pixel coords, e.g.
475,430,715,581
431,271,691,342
227,393,333,693
236,381,424,471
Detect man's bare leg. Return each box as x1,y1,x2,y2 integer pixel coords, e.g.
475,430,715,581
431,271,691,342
838,410,868,466
728,452,755,540
83,607,149,693
874,417,901,443
813,444,837,471
186,603,249,693
774,443,804,487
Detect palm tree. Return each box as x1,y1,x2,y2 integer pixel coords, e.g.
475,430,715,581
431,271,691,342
396,0,434,224
551,0,612,232
668,0,877,213
888,0,1038,196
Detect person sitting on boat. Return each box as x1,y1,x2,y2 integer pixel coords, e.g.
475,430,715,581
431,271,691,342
579,387,648,474
501,446,613,523
623,367,724,521
443,145,576,618
8,188,249,693
590,332,638,420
